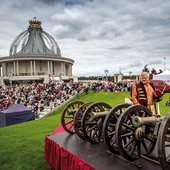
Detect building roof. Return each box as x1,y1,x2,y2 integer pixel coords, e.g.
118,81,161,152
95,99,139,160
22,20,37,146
9,17,61,57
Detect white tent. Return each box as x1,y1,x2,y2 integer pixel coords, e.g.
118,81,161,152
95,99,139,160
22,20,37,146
153,70,170,81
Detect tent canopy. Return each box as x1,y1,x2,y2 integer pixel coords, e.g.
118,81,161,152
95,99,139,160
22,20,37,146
153,70,170,81
0,104,35,127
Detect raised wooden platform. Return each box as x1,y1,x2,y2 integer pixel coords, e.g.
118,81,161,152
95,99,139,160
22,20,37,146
45,132,162,170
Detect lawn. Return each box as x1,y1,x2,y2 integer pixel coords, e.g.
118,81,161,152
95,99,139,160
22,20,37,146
0,91,169,170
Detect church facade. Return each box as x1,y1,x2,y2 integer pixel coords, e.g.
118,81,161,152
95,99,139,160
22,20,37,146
0,18,74,85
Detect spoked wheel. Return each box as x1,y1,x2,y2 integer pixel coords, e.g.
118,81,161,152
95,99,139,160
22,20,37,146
74,102,94,140
103,103,131,155
116,105,156,161
81,102,112,144
158,113,170,170
61,101,84,134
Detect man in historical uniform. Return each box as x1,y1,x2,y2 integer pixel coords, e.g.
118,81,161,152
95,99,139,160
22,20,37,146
131,71,162,115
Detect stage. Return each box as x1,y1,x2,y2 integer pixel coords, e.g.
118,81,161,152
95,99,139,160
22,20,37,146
45,132,162,170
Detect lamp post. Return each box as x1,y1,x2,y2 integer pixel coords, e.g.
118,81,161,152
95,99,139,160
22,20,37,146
164,57,166,71
105,69,109,81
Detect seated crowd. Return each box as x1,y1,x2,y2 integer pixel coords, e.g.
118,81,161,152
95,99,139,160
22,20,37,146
0,82,84,117
0,80,134,117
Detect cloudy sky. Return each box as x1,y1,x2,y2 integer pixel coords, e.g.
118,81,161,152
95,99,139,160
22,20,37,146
0,0,169,77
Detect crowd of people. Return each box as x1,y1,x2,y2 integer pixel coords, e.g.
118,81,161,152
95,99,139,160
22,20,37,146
88,81,134,93
0,72,164,119
0,80,134,116
0,82,84,117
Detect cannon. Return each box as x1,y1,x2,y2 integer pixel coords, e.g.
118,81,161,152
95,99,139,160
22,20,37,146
74,102,94,139
81,102,111,144
61,101,93,137
61,101,84,134
81,102,131,144
115,104,170,170
102,103,131,154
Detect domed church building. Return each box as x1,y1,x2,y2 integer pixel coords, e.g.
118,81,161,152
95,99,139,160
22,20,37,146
0,18,74,85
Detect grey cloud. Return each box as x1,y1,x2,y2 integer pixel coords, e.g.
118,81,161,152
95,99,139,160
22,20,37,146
148,59,162,65
123,60,143,69
113,45,132,51
52,10,123,41
37,0,62,4
0,0,170,76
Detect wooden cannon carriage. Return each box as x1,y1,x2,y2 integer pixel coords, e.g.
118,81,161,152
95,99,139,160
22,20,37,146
81,102,131,144
61,100,170,170
115,104,170,170
61,101,131,144
61,101,111,140
61,101,93,139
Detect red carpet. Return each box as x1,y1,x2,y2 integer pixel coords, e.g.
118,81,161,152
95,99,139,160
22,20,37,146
51,123,65,135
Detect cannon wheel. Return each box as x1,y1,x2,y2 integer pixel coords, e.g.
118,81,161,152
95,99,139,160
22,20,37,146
61,101,84,134
158,113,170,170
74,102,94,140
116,105,156,161
81,102,112,144
103,103,131,155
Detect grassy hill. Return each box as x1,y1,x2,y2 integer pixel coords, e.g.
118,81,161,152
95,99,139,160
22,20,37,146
0,91,169,169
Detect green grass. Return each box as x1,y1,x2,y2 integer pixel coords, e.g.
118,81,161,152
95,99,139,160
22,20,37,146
0,91,169,169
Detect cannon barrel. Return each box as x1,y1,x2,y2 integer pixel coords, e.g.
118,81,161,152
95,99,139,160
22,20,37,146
132,116,162,128
91,111,109,118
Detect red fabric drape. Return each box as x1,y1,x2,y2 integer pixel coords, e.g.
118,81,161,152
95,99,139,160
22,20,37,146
45,136,96,170
51,124,65,135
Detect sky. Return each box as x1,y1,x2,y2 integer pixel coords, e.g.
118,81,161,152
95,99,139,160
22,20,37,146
0,0,169,77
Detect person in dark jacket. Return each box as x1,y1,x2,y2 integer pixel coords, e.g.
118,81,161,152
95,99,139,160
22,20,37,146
131,71,162,115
